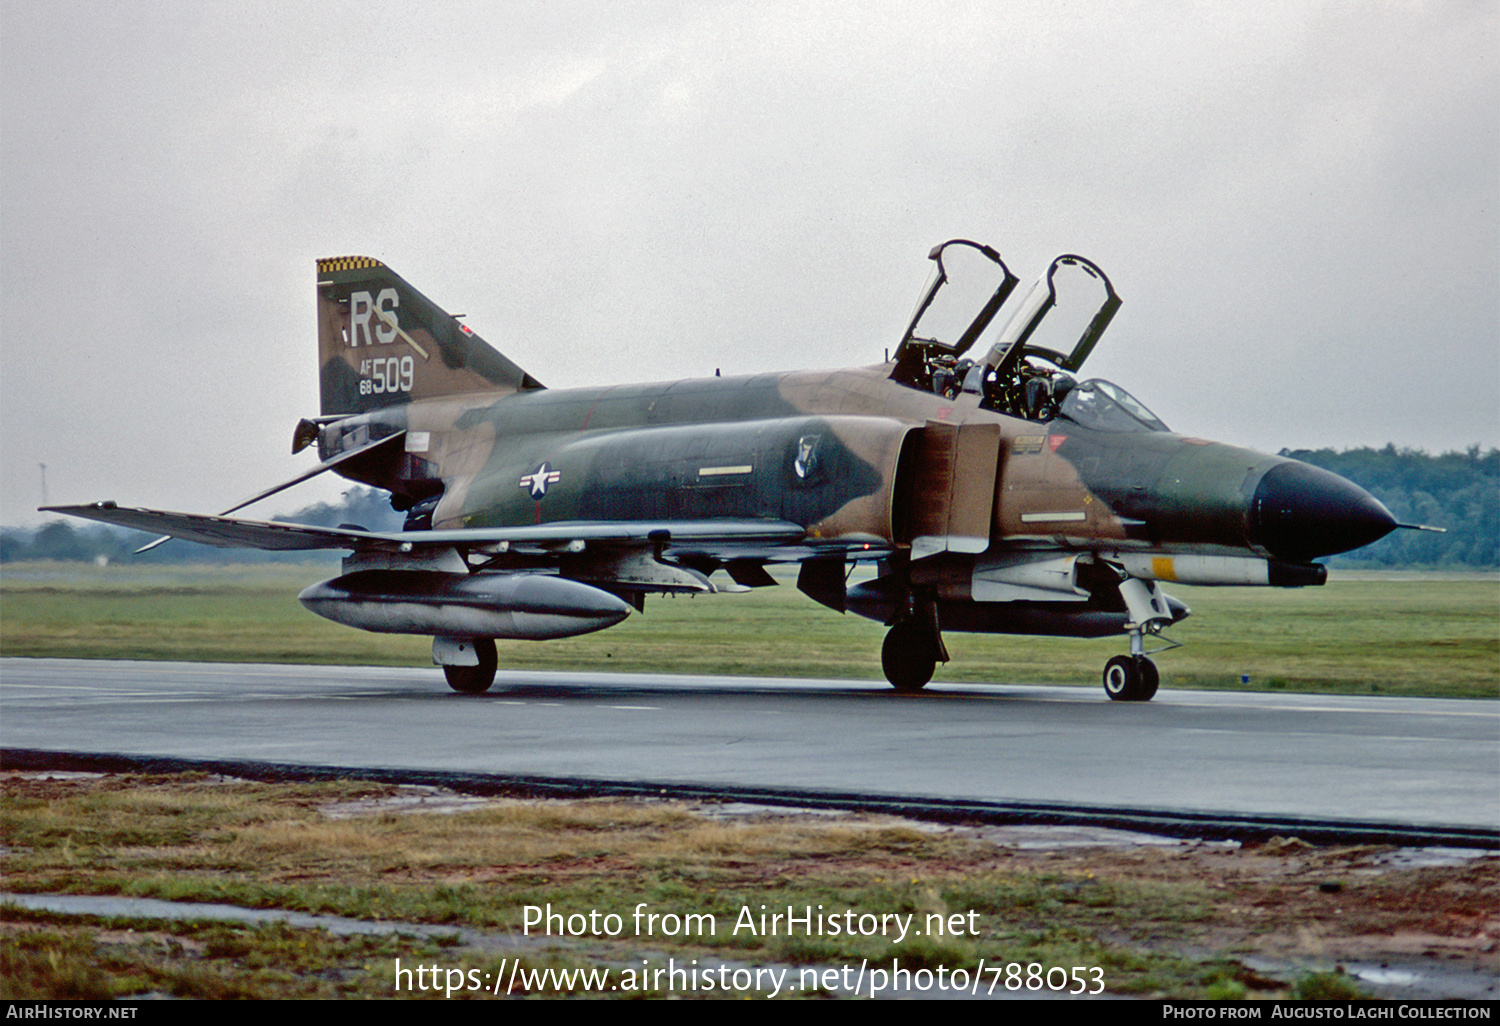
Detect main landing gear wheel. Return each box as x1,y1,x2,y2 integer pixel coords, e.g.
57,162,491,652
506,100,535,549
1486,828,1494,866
1103,655,1158,702
443,638,498,694
882,621,937,693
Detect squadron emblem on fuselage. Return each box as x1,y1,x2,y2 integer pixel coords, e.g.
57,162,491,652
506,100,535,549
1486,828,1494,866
794,434,822,480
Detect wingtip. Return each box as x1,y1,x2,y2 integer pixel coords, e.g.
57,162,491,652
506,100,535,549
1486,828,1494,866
39,500,117,513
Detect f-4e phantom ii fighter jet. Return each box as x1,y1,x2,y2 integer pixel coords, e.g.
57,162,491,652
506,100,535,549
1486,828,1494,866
50,240,1414,700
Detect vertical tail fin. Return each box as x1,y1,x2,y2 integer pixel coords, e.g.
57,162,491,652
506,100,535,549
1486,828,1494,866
316,256,543,417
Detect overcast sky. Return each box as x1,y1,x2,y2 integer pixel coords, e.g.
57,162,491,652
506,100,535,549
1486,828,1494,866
2,0,1495,527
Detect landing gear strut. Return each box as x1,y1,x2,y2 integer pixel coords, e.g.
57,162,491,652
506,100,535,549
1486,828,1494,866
1100,575,1178,702
442,637,498,694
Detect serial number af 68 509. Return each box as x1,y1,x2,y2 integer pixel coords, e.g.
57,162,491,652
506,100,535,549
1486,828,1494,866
359,356,414,395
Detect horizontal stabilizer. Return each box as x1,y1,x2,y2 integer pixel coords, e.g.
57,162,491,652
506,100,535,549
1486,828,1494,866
133,431,408,553
215,430,407,517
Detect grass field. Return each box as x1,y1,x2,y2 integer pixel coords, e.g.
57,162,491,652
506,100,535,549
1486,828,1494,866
5,771,1435,1000
2,561,1495,698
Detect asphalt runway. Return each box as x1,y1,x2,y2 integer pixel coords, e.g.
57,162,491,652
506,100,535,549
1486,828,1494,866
2,658,1496,835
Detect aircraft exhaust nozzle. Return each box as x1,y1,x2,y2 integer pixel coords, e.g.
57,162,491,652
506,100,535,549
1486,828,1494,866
298,570,632,640
1249,461,1398,563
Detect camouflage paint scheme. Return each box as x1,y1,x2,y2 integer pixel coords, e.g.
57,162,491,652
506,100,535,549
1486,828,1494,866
50,244,1400,698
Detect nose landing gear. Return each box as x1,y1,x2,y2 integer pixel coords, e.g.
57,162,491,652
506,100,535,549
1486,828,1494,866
1102,576,1179,702
1103,654,1159,702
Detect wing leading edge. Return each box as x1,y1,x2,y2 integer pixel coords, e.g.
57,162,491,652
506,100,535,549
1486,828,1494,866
41,502,817,556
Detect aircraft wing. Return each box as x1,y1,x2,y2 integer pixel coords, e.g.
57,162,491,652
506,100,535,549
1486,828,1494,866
42,504,375,550
41,503,815,555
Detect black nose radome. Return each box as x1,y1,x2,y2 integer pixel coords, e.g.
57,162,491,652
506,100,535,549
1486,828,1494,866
1250,461,1398,562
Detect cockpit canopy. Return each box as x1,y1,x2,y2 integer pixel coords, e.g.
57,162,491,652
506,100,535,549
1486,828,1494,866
1058,379,1170,433
891,240,1128,424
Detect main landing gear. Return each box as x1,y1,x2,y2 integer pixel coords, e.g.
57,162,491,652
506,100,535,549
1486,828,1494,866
882,621,938,692
440,637,498,694
881,601,949,693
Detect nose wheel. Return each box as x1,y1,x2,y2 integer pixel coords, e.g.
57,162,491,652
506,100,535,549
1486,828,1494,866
1103,655,1158,702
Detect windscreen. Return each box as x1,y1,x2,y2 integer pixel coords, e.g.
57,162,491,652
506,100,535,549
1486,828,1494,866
1058,379,1169,433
